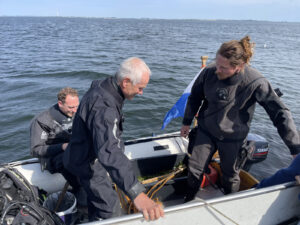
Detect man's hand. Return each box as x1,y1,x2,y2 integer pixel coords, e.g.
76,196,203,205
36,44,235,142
133,192,164,221
62,143,68,151
180,125,190,138
295,175,300,185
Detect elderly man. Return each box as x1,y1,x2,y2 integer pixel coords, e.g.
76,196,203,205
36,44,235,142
30,87,80,190
63,57,164,221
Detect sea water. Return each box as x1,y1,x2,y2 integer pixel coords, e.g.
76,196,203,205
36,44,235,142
1,17,300,180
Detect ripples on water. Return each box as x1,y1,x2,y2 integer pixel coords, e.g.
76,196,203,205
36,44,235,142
1,17,300,180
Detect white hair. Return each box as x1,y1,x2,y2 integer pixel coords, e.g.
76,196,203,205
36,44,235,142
116,57,151,85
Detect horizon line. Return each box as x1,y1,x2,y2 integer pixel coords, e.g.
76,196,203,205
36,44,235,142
1,15,299,23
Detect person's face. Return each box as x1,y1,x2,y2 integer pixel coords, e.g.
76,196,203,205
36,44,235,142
121,73,150,100
215,54,243,80
58,95,79,117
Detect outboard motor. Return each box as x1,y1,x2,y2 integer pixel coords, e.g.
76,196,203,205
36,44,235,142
243,133,269,171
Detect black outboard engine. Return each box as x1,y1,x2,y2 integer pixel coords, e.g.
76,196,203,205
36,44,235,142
243,133,269,171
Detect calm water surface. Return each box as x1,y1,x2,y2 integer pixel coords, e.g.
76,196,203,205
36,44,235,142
1,17,300,180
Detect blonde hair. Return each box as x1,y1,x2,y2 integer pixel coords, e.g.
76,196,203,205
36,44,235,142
57,87,78,103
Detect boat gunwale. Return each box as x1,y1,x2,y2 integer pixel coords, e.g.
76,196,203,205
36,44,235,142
87,181,299,225
124,131,181,145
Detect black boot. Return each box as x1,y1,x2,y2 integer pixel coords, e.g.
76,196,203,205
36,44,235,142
184,173,202,203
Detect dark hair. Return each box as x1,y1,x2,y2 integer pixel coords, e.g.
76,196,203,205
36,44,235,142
217,36,255,66
57,87,78,103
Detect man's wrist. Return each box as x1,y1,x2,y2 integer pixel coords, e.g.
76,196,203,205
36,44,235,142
127,182,146,200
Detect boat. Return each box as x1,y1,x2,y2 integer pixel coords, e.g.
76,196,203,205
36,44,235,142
93,181,300,225
2,131,299,225
0,131,267,197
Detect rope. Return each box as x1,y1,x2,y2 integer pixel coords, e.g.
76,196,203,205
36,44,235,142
196,198,239,225
115,165,186,214
114,184,130,212
147,166,185,199
115,163,238,225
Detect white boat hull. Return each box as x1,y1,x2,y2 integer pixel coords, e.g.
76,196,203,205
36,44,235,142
88,182,300,225
9,132,188,194
2,132,298,225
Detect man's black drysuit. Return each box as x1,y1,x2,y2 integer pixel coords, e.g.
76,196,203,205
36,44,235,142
30,104,79,191
63,77,145,220
183,63,300,198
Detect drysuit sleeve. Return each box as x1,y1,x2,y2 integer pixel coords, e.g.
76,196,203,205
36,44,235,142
30,117,63,158
182,70,206,126
255,80,300,155
90,106,145,200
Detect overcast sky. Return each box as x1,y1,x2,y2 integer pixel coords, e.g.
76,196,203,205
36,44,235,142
1,0,300,22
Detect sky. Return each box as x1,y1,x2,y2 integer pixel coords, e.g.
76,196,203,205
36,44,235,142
1,0,300,22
